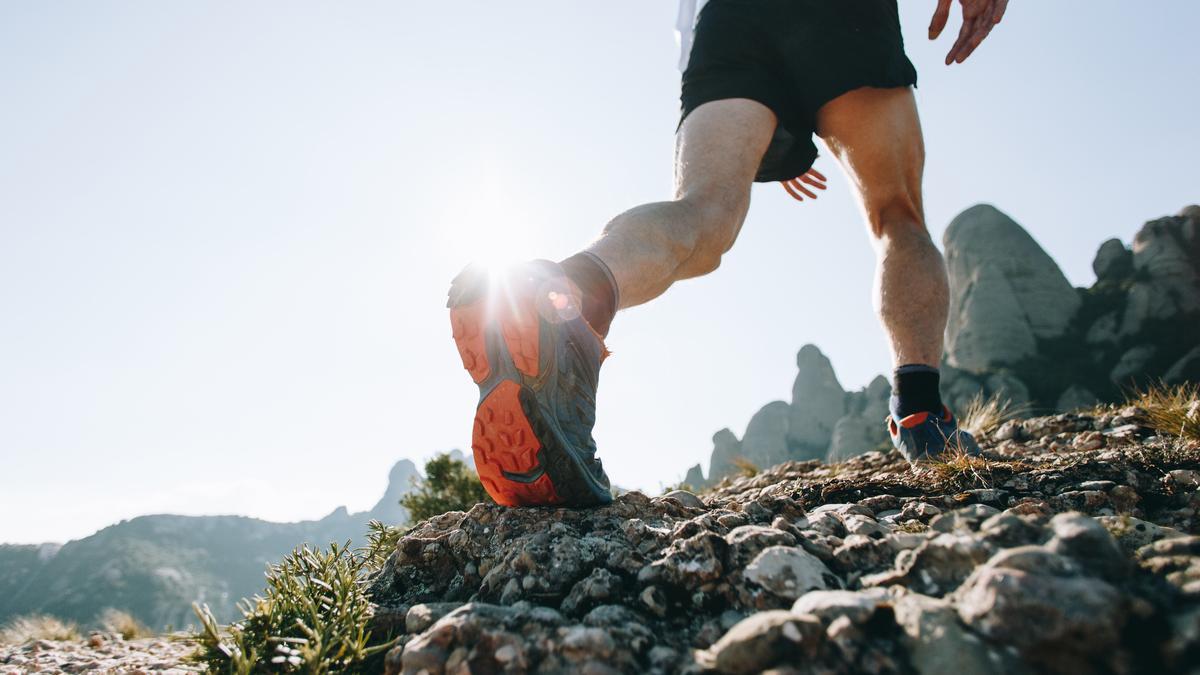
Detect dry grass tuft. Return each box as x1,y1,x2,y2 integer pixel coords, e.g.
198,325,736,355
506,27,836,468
959,392,1027,438
731,457,760,478
0,615,79,644
98,609,153,640
927,446,995,488
1127,383,1200,441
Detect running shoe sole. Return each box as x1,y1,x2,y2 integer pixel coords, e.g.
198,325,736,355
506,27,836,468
447,265,611,507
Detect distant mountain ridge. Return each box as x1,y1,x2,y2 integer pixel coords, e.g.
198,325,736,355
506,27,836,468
687,203,1200,487
0,458,425,631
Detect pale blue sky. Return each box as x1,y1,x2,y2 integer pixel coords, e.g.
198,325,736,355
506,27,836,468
2,2,1197,544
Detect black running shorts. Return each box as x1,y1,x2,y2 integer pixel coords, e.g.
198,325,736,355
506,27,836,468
680,0,918,182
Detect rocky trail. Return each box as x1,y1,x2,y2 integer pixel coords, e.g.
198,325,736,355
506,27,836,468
367,407,1200,674
0,633,199,674
7,408,1199,674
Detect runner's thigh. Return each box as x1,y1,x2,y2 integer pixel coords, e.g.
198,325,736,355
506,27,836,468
815,87,924,222
674,98,777,202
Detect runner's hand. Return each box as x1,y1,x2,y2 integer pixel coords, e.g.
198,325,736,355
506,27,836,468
780,169,827,202
929,0,1008,65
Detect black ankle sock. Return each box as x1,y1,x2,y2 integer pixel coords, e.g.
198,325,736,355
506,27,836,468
559,252,619,338
890,364,943,418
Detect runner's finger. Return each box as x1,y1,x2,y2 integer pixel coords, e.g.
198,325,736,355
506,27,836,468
966,15,996,60
800,174,827,190
958,18,992,61
929,0,952,39
947,15,975,64
951,15,985,63
992,0,1009,24
807,169,827,182
791,180,817,199
782,180,816,201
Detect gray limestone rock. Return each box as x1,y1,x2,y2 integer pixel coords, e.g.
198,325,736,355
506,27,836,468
864,533,994,597
682,464,707,491
740,402,793,472
940,365,1031,417
826,376,892,462
984,372,1031,408
831,534,896,576
1119,214,1200,337
1165,345,1200,384
725,525,797,569
696,610,823,675
955,548,1125,673
1110,344,1156,386
790,589,888,625
1093,238,1133,281
370,459,420,524
892,592,1014,675
1056,384,1099,413
1097,515,1188,553
943,204,1081,372
1085,311,1119,346
1045,512,1130,581
405,602,462,634
929,505,1002,534
786,345,846,453
743,546,838,600
561,568,624,617
662,489,705,510
825,415,882,463
706,429,743,486
652,532,727,588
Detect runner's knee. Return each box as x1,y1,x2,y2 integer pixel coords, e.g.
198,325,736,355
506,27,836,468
866,195,926,241
677,192,747,274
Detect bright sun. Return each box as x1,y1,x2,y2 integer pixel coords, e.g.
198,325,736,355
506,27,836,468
440,169,543,272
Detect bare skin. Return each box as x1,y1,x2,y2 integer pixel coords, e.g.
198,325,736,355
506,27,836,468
586,99,775,307
580,0,1007,367
817,87,945,367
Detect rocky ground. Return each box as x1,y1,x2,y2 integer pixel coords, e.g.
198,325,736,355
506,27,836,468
367,407,1200,674
0,633,198,674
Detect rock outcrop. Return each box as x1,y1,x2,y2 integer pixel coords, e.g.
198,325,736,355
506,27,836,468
692,204,1200,480
786,345,847,456
827,375,891,463
692,346,891,486
367,412,1200,674
943,204,1082,372
702,430,743,488
941,204,1199,411
740,402,793,470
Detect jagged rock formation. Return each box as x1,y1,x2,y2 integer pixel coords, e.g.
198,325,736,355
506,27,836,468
827,375,891,464
692,204,1200,484
0,459,421,631
741,402,793,470
940,204,1199,412
787,345,848,457
691,345,892,486
700,430,743,488
366,411,1200,674
943,204,1083,371
370,459,423,525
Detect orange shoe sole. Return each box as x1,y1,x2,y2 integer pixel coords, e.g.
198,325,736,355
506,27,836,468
449,293,563,507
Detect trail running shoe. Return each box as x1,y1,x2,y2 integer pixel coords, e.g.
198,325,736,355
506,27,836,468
447,260,613,507
887,406,982,465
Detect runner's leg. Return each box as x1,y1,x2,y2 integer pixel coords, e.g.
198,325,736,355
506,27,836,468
816,87,946,371
582,99,777,309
